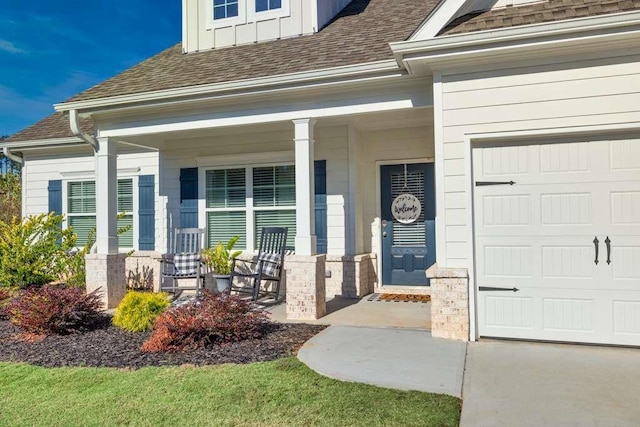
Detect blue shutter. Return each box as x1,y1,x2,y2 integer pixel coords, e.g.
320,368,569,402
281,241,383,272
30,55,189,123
314,160,327,254
48,180,62,216
180,168,199,228
138,175,155,250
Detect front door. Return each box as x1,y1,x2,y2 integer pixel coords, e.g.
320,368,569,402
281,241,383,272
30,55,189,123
380,163,436,286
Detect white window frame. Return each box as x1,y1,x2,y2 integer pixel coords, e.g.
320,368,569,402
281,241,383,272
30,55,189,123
207,0,246,29
247,0,290,22
62,175,139,252
199,162,296,252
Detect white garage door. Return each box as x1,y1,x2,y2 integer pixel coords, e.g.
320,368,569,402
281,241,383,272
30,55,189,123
474,138,640,346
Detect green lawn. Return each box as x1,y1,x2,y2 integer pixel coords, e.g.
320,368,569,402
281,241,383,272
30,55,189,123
0,358,460,426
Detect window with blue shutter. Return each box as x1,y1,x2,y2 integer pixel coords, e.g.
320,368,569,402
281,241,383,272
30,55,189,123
66,179,134,248
48,180,62,216
180,168,199,228
202,161,328,253
138,175,155,250
314,160,327,254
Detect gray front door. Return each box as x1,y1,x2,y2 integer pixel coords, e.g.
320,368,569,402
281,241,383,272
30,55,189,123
380,163,435,286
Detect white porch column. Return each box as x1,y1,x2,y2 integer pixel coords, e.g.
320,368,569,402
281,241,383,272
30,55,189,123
95,136,119,253
86,136,126,309
293,118,317,256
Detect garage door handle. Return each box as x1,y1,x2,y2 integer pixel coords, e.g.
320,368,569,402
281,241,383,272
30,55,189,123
593,236,599,265
605,236,611,265
479,286,520,292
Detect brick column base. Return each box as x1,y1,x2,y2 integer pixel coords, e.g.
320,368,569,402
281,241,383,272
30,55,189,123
85,253,127,309
426,264,469,341
285,254,326,320
324,254,376,299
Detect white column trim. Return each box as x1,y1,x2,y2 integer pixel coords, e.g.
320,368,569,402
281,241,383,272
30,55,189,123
95,137,119,254
293,118,317,256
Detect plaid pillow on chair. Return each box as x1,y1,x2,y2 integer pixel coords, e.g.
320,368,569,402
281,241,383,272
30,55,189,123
256,253,281,277
174,253,200,276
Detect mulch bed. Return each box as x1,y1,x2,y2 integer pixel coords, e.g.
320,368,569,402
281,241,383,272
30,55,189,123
0,318,326,369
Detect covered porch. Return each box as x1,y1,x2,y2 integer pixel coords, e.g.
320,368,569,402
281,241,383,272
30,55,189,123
69,73,457,326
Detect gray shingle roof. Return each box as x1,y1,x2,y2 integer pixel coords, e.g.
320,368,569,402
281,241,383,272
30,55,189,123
3,112,92,144
441,0,640,36
66,0,439,103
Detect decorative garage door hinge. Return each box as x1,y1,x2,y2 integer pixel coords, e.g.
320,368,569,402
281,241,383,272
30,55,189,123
479,286,520,292
475,181,516,187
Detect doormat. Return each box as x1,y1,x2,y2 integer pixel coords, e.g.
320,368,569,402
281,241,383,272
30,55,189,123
367,293,431,303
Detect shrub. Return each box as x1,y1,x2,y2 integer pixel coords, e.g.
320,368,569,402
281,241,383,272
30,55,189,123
0,213,77,288
0,171,21,223
0,287,17,319
6,285,104,335
142,291,269,353
113,291,170,332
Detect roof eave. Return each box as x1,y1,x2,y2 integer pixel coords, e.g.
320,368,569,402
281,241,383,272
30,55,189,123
391,10,640,73
54,59,403,114
0,137,86,150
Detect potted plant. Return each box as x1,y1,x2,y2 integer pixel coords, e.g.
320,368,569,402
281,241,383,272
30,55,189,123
202,236,242,292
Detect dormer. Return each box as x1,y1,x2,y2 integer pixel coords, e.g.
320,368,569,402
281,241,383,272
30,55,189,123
182,0,353,53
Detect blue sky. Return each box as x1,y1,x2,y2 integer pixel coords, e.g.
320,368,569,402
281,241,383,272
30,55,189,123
0,0,182,136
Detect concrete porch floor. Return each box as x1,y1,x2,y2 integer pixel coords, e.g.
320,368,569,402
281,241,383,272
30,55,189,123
265,296,431,329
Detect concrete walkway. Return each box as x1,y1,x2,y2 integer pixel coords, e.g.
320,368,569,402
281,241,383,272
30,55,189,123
267,297,431,329
461,340,640,426
298,325,466,397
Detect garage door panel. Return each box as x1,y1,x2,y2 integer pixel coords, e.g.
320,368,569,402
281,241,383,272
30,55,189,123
613,299,640,335
474,138,640,346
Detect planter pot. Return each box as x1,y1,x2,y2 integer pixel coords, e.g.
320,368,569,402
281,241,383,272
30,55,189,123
213,275,231,293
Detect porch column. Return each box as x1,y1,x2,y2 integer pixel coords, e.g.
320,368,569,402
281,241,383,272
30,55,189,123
293,118,317,256
86,136,126,309
95,137,118,253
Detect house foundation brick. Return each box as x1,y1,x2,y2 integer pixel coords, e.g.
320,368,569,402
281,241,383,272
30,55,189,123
85,253,127,309
426,264,470,341
285,254,326,320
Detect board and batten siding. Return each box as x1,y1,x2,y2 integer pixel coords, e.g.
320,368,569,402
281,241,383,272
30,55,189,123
438,52,640,268
22,150,160,249
160,125,350,255
184,0,312,52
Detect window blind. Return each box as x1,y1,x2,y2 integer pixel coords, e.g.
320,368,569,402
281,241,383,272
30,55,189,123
254,209,296,249
253,166,295,207
206,169,245,208
207,211,247,249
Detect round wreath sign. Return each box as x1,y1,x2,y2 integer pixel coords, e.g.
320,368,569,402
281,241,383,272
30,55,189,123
391,193,421,224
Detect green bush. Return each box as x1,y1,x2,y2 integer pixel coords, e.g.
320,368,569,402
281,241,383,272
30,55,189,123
0,213,77,288
113,291,171,332
0,172,21,223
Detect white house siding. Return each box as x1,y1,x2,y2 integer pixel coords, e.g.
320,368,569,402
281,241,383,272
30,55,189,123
183,0,315,52
357,125,435,256
438,52,640,268
160,124,350,255
22,149,160,248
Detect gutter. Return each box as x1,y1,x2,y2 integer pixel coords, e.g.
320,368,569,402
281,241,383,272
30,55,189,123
2,147,23,165
69,109,98,151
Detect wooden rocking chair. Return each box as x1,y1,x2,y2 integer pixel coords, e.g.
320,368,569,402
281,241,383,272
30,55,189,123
229,227,288,301
160,228,206,295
